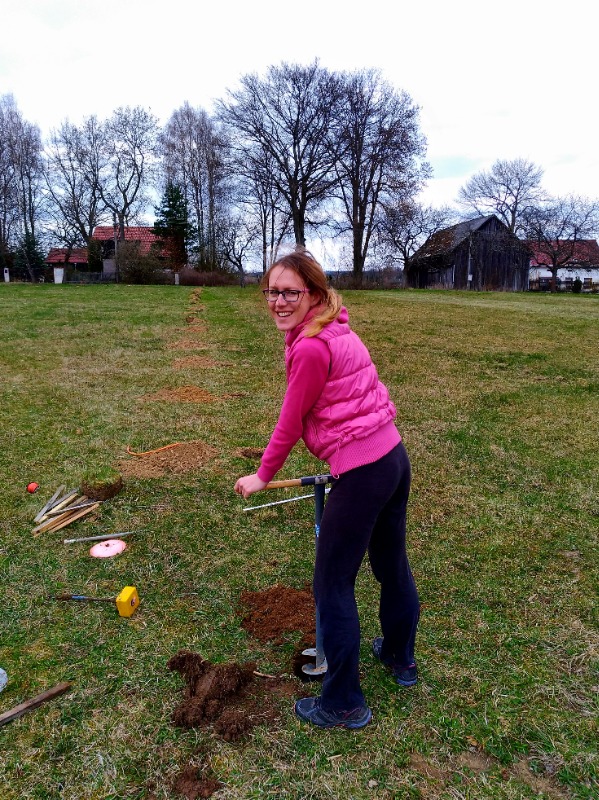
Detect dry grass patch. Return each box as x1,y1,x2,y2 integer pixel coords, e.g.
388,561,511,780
140,386,217,403
172,356,232,369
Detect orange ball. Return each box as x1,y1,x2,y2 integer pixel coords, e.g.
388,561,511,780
27,482,39,493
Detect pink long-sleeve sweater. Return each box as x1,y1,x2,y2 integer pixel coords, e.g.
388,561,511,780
256,307,400,483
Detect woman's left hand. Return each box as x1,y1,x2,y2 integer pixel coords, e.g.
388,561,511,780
234,473,268,499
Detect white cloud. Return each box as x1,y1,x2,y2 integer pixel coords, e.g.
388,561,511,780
1,0,597,208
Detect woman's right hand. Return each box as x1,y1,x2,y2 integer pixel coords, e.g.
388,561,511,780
234,473,268,499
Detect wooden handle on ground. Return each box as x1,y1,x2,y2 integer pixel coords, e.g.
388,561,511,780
0,682,73,727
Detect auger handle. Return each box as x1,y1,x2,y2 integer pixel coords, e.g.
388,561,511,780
265,474,333,490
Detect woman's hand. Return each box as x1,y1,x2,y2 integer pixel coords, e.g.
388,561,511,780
234,473,268,499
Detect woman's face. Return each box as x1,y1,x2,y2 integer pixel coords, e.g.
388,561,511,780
266,266,318,332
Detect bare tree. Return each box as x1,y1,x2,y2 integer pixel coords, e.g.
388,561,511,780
0,94,45,279
159,103,227,269
0,95,20,266
331,69,429,281
223,139,292,272
458,157,545,234
380,201,456,268
44,116,108,251
523,195,599,291
217,210,259,285
218,60,342,246
98,106,159,241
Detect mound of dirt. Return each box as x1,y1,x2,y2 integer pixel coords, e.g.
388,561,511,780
167,650,299,742
234,447,265,459
118,440,216,479
172,764,222,800
239,584,316,646
141,386,217,403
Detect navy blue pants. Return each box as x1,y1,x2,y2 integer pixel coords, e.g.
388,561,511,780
313,441,420,711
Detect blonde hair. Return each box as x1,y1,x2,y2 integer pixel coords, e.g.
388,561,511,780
261,247,342,337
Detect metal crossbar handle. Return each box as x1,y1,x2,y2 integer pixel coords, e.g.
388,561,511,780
243,488,330,512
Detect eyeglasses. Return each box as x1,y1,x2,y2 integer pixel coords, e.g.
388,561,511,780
262,289,310,303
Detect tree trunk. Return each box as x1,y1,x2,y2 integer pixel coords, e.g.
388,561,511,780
352,222,365,286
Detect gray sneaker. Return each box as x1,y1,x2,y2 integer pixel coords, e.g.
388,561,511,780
294,696,372,729
372,637,418,686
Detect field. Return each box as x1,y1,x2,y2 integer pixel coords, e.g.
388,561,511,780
0,283,597,800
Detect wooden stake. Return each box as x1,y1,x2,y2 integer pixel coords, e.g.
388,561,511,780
34,489,79,525
0,682,73,727
33,485,66,523
32,496,86,534
37,503,99,535
46,500,98,517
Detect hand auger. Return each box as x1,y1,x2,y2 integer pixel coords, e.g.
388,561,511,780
244,473,334,677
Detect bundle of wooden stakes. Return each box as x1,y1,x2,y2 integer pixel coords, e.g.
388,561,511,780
32,485,101,536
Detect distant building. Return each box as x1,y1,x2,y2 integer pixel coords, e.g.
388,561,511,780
92,226,164,278
45,247,89,269
407,215,530,291
527,239,599,291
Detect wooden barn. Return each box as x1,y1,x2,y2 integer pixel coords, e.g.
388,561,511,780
406,215,531,290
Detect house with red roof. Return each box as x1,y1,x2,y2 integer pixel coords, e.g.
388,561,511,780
92,226,161,257
44,227,169,281
93,226,165,277
528,239,599,291
45,248,89,268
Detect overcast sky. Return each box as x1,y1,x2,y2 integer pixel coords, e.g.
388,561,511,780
2,0,597,213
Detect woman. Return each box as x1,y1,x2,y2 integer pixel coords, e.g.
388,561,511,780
235,248,419,729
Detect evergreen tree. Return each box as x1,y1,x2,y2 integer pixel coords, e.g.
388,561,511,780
14,232,45,281
152,183,194,270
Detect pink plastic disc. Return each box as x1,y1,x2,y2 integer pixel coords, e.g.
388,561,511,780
89,539,127,558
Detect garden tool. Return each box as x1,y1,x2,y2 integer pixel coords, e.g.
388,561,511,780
52,586,140,617
261,473,334,676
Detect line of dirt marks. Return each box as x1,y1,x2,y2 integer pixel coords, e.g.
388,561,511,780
165,298,312,796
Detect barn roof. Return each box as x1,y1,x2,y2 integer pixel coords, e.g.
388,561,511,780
411,215,498,261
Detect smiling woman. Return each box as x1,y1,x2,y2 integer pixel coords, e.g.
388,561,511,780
234,246,420,730
262,268,317,332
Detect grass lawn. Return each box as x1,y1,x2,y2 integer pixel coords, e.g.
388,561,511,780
0,283,597,800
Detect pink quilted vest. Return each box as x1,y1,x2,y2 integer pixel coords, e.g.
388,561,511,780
286,307,396,465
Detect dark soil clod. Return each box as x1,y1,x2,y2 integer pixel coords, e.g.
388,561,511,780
167,650,298,742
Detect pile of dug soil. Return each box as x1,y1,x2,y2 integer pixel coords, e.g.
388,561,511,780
167,650,299,742
239,584,316,646
141,386,217,403
234,447,265,459
172,764,222,800
118,440,216,479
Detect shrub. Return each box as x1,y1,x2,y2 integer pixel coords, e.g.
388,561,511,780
179,267,237,286
117,242,168,284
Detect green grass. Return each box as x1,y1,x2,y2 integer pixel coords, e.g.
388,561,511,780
0,283,597,799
